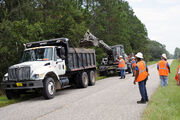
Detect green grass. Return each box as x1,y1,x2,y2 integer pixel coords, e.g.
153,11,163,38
142,60,180,120
147,61,158,66
0,92,40,107
0,95,20,107
96,76,107,81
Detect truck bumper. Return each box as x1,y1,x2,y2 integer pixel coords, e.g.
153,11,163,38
1,80,43,90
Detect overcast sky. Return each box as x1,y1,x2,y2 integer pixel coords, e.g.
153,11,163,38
127,0,180,54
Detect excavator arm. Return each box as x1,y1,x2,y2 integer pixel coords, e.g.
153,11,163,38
80,30,112,54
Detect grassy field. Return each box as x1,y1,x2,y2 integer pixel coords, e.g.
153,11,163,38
142,60,180,120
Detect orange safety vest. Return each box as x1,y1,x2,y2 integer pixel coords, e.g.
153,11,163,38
131,59,136,67
119,59,125,68
158,60,169,76
175,65,180,81
136,61,148,82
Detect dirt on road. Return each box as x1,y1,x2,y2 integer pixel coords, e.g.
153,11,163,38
0,60,173,120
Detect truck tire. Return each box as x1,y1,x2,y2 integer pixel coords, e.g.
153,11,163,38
5,90,20,100
88,70,96,86
42,77,56,99
79,72,89,88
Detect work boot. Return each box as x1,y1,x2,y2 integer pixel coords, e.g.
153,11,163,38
146,98,149,102
137,100,146,104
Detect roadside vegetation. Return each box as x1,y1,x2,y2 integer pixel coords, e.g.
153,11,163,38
142,60,180,120
0,93,40,107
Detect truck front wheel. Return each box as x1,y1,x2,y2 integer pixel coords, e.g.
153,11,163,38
88,70,96,86
5,90,20,100
42,77,56,99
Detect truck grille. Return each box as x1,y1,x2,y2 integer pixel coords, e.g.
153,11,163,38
8,66,30,81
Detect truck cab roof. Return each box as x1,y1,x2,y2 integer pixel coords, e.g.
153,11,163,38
25,38,69,49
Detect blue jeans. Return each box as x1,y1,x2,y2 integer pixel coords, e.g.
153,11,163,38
160,76,168,87
138,78,148,101
120,69,125,78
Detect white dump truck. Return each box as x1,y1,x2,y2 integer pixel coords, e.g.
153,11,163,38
1,38,96,99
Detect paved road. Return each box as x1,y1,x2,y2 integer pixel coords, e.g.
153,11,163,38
0,60,173,120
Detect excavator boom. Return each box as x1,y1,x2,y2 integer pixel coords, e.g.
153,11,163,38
80,30,112,53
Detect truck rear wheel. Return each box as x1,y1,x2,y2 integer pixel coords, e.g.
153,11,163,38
42,77,56,99
88,70,96,86
79,72,89,88
5,90,20,100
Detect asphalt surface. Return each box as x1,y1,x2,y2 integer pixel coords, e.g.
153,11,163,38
0,60,173,120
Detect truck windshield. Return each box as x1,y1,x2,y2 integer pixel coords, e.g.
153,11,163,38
21,48,53,62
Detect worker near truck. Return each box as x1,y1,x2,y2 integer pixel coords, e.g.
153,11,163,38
157,54,170,87
133,52,149,104
119,56,126,79
175,56,180,86
131,57,136,77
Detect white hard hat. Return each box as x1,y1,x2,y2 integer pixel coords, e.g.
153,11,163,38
132,57,135,59
119,55,123,58
162,53,167,59
135,52,143,59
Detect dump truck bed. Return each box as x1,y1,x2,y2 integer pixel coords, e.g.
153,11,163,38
66,48,96,72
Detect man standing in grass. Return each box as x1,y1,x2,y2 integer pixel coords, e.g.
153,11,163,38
175,56,180,85
157,54,171,87
133,52,149,104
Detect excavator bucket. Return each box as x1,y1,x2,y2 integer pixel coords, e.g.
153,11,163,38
80,30,99,47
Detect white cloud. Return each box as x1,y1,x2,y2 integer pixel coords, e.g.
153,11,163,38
157,0,180,4
132,6,180,54
128,0,143,3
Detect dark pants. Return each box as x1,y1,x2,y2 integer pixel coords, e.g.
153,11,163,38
120,69,125,78
132,66,135,76
138,78,148,101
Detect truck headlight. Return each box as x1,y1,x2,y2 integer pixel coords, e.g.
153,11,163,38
3,76,8,81
33,73,44,79
34,74,40,78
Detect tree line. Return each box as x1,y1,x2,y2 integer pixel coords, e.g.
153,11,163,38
174,47,180,59
0,0,169,79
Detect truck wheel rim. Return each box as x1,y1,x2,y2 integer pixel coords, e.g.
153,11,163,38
48,81,55,95
91,72,95,83
83,75,88,86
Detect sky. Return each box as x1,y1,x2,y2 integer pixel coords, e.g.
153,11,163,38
127,0,180,54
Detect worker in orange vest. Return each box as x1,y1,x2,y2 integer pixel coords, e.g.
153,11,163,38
131,57,136,77
175,56,180,85
119,56,126,79
133,52,149,104
157,54,170,87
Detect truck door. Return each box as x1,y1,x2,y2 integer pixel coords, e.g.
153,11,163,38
54,47,66,75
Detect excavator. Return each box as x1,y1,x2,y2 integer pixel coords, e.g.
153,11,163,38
80,30,132,76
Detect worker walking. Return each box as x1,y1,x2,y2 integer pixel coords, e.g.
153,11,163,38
157,54,170,87
133,52,149,104
131,57,136,77
175,56,180,86
119,56,126,79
